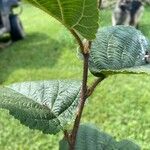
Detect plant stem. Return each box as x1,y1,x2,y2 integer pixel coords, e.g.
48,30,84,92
64,130,69,140
87,76,105,97
70,29,84,54
69,52,89,150
64,130,72,146
67,29,104,150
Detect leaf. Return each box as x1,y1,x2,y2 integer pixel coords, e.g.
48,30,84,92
0,80,81,134
117,140,141,150
59,124,117,150
25,0,99,40
59,124,141,150
89,26,150,77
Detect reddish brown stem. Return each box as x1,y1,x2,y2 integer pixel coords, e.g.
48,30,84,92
69,53,89,150
64,130,71,146
66,29,104,150
64,130,69,140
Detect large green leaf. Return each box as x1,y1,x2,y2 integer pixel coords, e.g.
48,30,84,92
0,80,81,134
59,124,117,150
117,140,140,150
59,124,141,150
25,0,99,40
89,26,150,77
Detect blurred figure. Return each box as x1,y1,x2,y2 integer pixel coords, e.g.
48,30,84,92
112,0,131,26
98,0,102,9
112,0,144,28
129,0,144,28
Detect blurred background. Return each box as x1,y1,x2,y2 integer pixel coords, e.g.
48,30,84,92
0,1,150,150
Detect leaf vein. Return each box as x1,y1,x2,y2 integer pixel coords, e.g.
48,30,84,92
56,0,64,22
71,0,86,28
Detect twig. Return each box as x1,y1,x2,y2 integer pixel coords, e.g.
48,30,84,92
86,76,105,97
69,53,89,150
68,29,103,150
70,29,84,54
63,130,72,146
64,130,69,140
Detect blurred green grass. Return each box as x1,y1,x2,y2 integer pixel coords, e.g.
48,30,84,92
0,4,150,150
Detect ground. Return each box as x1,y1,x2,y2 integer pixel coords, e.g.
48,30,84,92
0,4,150,150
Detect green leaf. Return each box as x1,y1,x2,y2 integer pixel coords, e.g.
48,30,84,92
0,80,81,134
59,124,141,150
25,0,99,40
89,26,150,77
117,140,141,150
59,124,117,150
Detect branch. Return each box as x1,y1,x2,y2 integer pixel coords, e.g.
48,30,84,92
69,29,91,150
69,52,89,150
70,29,84,53
87,76,105,97
63,130,72,146
64,130,69,140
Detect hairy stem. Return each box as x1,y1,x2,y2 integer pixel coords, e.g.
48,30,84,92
69,53,89,150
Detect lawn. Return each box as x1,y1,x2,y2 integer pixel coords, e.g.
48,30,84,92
0,4,150,150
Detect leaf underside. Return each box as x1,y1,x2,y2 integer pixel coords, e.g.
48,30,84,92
25,0,99,40
59,124,141,150
89,26,150,77
0,80,81,134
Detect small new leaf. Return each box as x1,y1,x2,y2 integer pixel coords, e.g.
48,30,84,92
0,80,81,134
